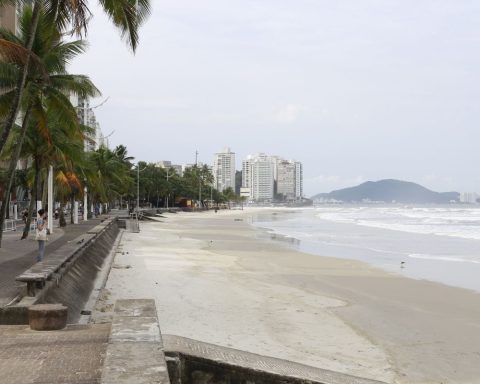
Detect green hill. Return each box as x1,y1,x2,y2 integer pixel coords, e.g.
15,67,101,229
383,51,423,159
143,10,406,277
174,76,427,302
312,179,459,203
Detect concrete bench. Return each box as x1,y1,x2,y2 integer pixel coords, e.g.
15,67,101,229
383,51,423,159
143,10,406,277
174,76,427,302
101,299,170,384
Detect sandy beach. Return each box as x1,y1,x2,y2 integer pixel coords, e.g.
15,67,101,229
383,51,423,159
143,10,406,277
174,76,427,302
102,209,480,383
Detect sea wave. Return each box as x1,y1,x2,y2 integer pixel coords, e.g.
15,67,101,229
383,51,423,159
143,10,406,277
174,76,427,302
408,253,480,264
315,206,480,240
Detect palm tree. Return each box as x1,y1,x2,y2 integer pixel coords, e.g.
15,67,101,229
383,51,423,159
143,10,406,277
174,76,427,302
0,0,151,157
0,7,99,245
87,145,134,211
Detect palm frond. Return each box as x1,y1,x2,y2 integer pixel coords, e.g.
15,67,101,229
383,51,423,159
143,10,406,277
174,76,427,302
98,0,151,52
49,74,101,98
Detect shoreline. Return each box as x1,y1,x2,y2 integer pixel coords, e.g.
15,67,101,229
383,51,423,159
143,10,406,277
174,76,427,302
103,209,480,383
251,207,480,294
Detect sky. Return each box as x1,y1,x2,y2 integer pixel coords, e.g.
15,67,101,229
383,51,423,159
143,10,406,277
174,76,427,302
69,0,480,197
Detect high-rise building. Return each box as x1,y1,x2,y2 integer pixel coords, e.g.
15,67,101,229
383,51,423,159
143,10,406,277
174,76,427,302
241,153,275,201
251,154,275,201
71,95,102,152
242,154,303,201
294,161,303,199
0,4,19,34
0,2,33,34
275,160,303,200
213,147,236,192
276,160,296,199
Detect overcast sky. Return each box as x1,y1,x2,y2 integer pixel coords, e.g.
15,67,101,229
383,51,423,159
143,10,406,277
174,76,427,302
69,0,480,196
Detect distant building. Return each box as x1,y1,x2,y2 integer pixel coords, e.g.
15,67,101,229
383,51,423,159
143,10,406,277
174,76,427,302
156,160,182,176
275,159,303,200
242,154,303,201
276,160,295,199
241,156,253,197
213,147,236,192
0,4,20,34
241,153,274,201
70,95,103,152
294,161,303,199
460,192,479,204
235,170,242,195
252,154,275,200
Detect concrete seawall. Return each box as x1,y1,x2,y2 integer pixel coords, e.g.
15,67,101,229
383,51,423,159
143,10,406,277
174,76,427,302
0,218,121,325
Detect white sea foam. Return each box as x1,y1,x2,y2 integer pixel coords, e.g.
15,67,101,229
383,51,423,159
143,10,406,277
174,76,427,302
253,207,480,291
408,253,480,264
315,206,480,240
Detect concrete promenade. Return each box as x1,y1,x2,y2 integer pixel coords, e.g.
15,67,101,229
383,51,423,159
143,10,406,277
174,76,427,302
0,218,103,308
0,217,111,384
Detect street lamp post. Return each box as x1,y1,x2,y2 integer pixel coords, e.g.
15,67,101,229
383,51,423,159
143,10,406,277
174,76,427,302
136,162,148,212
165,168,170,209
137,164,140,212
84,186,88,221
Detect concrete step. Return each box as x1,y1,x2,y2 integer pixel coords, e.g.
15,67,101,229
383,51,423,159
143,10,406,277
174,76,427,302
101,299,170,384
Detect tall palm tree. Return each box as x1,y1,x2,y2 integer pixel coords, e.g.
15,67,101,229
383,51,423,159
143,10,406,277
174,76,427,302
0,7,99,245
87,145,134,210
0,0,151,156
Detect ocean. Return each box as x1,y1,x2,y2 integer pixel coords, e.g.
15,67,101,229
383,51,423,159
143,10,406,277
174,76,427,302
251,205,480,293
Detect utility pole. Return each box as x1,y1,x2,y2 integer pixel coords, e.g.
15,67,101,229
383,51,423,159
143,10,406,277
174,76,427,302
195,150,198,167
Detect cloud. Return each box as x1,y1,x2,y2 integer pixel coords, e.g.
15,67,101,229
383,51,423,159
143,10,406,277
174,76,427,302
274,104,307,124
112,98,190,110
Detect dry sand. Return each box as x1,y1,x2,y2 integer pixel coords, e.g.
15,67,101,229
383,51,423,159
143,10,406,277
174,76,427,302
103,209,480,383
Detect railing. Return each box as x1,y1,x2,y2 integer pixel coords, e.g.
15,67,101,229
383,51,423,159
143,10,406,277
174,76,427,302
2,219,17,232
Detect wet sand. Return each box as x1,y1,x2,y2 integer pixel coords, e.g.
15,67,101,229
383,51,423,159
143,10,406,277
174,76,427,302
104,209,480,383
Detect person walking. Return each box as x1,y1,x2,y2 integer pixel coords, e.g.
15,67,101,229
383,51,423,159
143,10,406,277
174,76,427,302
35,209,48,262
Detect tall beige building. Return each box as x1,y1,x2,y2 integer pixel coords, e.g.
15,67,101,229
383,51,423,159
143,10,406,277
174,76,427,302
213,147,236,192
0,4,20,34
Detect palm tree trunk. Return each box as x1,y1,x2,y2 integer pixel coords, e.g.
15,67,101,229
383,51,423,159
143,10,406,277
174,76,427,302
59,200,66,227
41,172,48,207
22,161,41,240
0,1,41,156
70,193,74,224
0,106,32,247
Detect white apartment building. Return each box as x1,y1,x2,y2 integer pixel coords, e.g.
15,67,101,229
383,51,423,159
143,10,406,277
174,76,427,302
460,192,479,204
156,160,183,176
242,154,274,201
213,147,236,192
251,154,275,200
242,154,303,201
294,161,303,199
71,95,102,152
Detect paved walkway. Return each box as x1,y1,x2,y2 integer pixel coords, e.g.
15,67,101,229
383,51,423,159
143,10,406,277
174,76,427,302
0,323,110,384
0,219,103,307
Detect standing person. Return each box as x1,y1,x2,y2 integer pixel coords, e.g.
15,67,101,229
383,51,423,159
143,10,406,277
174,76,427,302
35,209,48,262
22,209,28,227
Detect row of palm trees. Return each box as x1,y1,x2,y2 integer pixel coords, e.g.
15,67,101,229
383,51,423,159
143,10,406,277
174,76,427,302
0,1,240,248
0,1,151,247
